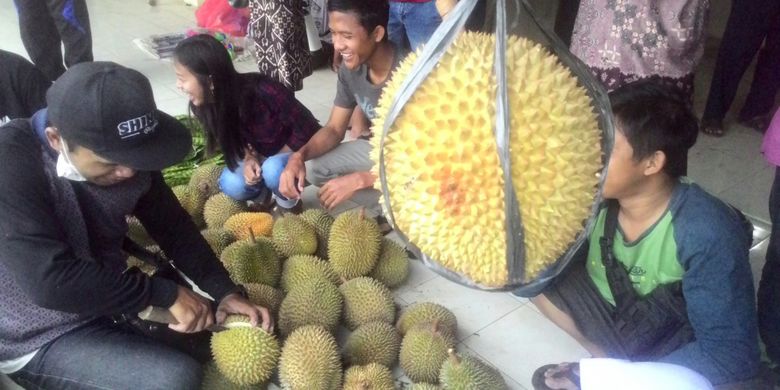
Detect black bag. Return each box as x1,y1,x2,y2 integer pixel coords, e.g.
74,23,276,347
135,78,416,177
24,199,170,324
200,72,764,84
600,200,695,360
113,239,212,362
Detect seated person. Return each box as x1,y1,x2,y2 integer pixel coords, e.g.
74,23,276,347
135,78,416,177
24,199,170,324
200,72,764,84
0,49,51,124
173,34,321,211
279,0,404,214
529,79,760,389
0,62,272,389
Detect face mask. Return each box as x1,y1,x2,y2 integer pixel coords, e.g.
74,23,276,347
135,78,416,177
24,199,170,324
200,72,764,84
56,140,87,182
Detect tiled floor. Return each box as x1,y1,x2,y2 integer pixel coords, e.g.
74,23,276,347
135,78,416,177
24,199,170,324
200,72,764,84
0,1,777,389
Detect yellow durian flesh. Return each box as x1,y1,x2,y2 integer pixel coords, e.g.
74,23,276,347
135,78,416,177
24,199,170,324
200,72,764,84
371,32,601,287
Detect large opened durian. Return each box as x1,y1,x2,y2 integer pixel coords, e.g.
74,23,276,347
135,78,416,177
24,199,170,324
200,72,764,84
371,32,602,287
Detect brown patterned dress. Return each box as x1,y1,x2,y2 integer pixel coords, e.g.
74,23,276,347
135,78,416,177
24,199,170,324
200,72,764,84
248,0,312,91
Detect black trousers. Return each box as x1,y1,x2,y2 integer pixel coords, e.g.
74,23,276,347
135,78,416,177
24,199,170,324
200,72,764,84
702,0,780,124
13,0,93,81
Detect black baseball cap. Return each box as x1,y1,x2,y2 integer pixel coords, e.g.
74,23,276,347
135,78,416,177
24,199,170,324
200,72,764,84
47,62,191,171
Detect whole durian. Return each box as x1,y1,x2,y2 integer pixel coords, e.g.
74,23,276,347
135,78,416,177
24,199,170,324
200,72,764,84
339,277,396,330
278,278,343,337
397,302,458,339
328,210,382,280
272,214,318,257
399,322,456,383
342,363,395,390
201,361,263,389
369,237,410,288
280,254,339,293
189,162,223,197
243,283,284,316
279,325,342,390
201,228,236,257
209,315,280,386
126,216,154,246
410,383,440,390
204,193,249,228
343,321,401,367
300,208,334,259
220,234,281,286
371,32,602,286
172,184,208,227
223,212,274,240
439,349,508,390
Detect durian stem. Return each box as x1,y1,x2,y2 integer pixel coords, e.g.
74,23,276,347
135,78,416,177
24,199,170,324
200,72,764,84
448,348,461,365
432,319,440,333
359,207,367,221
248,227,256,243
359,380,369,390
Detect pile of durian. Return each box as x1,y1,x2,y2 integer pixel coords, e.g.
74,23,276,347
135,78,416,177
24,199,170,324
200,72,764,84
371,32,602,287
124,162,509,389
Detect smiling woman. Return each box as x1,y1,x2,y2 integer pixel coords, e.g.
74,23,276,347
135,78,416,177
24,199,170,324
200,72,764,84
173,34,320,210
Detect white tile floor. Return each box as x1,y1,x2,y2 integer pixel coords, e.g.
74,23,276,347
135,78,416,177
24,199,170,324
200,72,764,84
0,1,775,389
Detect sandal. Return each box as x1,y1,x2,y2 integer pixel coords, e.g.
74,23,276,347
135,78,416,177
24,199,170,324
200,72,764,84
532,362,581,390
701,119,724,137
739,114,772,134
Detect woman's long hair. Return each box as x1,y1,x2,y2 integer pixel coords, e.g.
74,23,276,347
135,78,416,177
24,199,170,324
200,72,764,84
174,34,243,170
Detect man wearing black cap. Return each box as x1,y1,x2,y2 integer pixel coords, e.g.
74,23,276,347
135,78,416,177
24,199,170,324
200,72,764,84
0,62,273,389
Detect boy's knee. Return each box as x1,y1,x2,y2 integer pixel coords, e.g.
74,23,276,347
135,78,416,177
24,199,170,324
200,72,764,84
305,160,328,187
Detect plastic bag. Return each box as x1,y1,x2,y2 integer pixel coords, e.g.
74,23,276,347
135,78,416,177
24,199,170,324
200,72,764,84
373,0,614,292
195,0,250,37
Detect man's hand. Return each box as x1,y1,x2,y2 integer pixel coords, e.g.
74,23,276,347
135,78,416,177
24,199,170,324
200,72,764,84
318,172,365,211
216,293,274,333
168,285,214,333
243,156,262,186
279,152,306,200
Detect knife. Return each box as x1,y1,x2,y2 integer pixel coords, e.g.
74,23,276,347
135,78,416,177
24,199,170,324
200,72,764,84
137,305,228,332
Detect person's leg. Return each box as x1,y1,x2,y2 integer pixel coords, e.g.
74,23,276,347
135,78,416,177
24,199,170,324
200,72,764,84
758,167,780,364
403,1,442,51
739,9,780,126
305,139,373,187
387,2,409,50
702,0,772,133
7,319,202,390
218,162,264,201
46,0,93,70
13,0,66,81
532,294,608,358
261,152,299,208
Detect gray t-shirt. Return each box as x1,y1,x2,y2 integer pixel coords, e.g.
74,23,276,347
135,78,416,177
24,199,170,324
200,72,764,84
333,46,404,123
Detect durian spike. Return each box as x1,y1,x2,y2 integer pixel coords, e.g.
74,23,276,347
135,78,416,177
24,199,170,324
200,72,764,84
248,227,256,243
447,348,461,365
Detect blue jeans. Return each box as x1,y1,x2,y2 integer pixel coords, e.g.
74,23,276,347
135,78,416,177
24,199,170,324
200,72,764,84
219,153,294,206
8,318,203,390
388,0,442,51
759,167,780,363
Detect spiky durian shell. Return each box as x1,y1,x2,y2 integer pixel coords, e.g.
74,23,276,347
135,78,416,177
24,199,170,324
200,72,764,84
328,210,382,280
279,325,342,390
223,212,274,240
371,32,601,286
343,321,401,367
300,208,335,259
209,315,280,386
339,277,396,330
280,254,339,293
342,363,395,390
369,237,410,288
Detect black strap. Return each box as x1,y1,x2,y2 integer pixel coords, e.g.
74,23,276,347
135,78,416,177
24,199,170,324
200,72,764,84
122,237,168,268
599,200,640,313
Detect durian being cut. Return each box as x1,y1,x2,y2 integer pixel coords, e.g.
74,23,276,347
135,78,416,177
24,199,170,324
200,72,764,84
371,32,602,288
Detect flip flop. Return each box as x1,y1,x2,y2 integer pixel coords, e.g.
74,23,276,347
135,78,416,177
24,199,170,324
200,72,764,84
532,362,581,390
701,123,724,137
